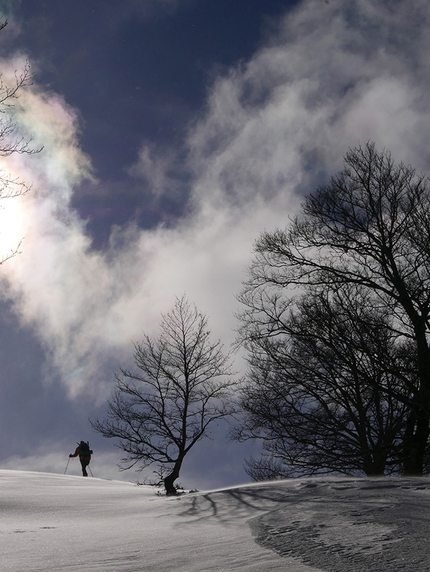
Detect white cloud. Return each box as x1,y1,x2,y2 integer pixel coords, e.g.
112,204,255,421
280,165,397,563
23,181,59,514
1,0,430,401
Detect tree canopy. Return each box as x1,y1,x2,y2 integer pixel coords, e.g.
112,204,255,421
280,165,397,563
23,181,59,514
237,142,430,477
92,296,236,494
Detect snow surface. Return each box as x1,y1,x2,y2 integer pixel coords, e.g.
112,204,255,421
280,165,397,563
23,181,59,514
1,471,430,571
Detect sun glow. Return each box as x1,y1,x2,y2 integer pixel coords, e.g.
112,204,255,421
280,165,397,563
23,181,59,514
0,184,29,263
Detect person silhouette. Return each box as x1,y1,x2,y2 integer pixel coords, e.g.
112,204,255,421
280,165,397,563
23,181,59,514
69,441,92,476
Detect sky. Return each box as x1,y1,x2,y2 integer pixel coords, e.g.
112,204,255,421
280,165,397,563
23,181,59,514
2,470,430,571
0,0,429,489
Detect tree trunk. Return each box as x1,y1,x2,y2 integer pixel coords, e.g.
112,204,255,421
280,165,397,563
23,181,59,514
363,452,387,476
402,408,430,475
163,458,184,495
401,324,430,476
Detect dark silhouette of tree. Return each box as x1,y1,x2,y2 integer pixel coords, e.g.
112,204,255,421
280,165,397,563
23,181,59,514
236,283,412,478
238,142,430,475
92,296,236,494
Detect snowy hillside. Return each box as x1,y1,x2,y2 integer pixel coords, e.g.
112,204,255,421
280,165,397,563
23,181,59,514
1,471,430,571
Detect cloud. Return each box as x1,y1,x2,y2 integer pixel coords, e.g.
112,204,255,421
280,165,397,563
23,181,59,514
186,0,430,198
1,0,430,403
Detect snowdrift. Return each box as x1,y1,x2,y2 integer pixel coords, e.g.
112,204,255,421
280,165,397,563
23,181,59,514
1,470,429,571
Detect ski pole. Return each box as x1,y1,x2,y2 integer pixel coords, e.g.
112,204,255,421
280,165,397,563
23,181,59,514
88,465,94,478
64,456,71,475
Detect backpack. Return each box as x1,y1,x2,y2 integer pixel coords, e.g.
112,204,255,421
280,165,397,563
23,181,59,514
79,441,93,457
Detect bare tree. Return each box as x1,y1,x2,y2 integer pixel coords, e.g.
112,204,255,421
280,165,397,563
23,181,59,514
236,283,412,478
92,296,237,494
0,21,42,263
238,142,430,475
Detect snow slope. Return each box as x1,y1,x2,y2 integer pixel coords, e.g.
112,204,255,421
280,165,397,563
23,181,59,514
1,470,430,571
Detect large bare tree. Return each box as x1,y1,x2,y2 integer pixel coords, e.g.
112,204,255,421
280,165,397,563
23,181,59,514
238,142,430,475
236,283,412,478
92,296,236,494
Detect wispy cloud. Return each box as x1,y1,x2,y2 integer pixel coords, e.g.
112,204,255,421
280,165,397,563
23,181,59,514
1,0,430,401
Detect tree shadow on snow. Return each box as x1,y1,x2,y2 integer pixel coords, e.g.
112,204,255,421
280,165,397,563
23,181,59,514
177,484,298,524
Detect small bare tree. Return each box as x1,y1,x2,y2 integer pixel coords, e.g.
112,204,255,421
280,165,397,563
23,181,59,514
92,296,237,494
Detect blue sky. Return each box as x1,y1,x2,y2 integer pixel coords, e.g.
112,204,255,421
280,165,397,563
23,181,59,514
0,0,429,488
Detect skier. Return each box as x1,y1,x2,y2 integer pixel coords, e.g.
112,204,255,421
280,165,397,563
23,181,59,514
69,441,92,476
